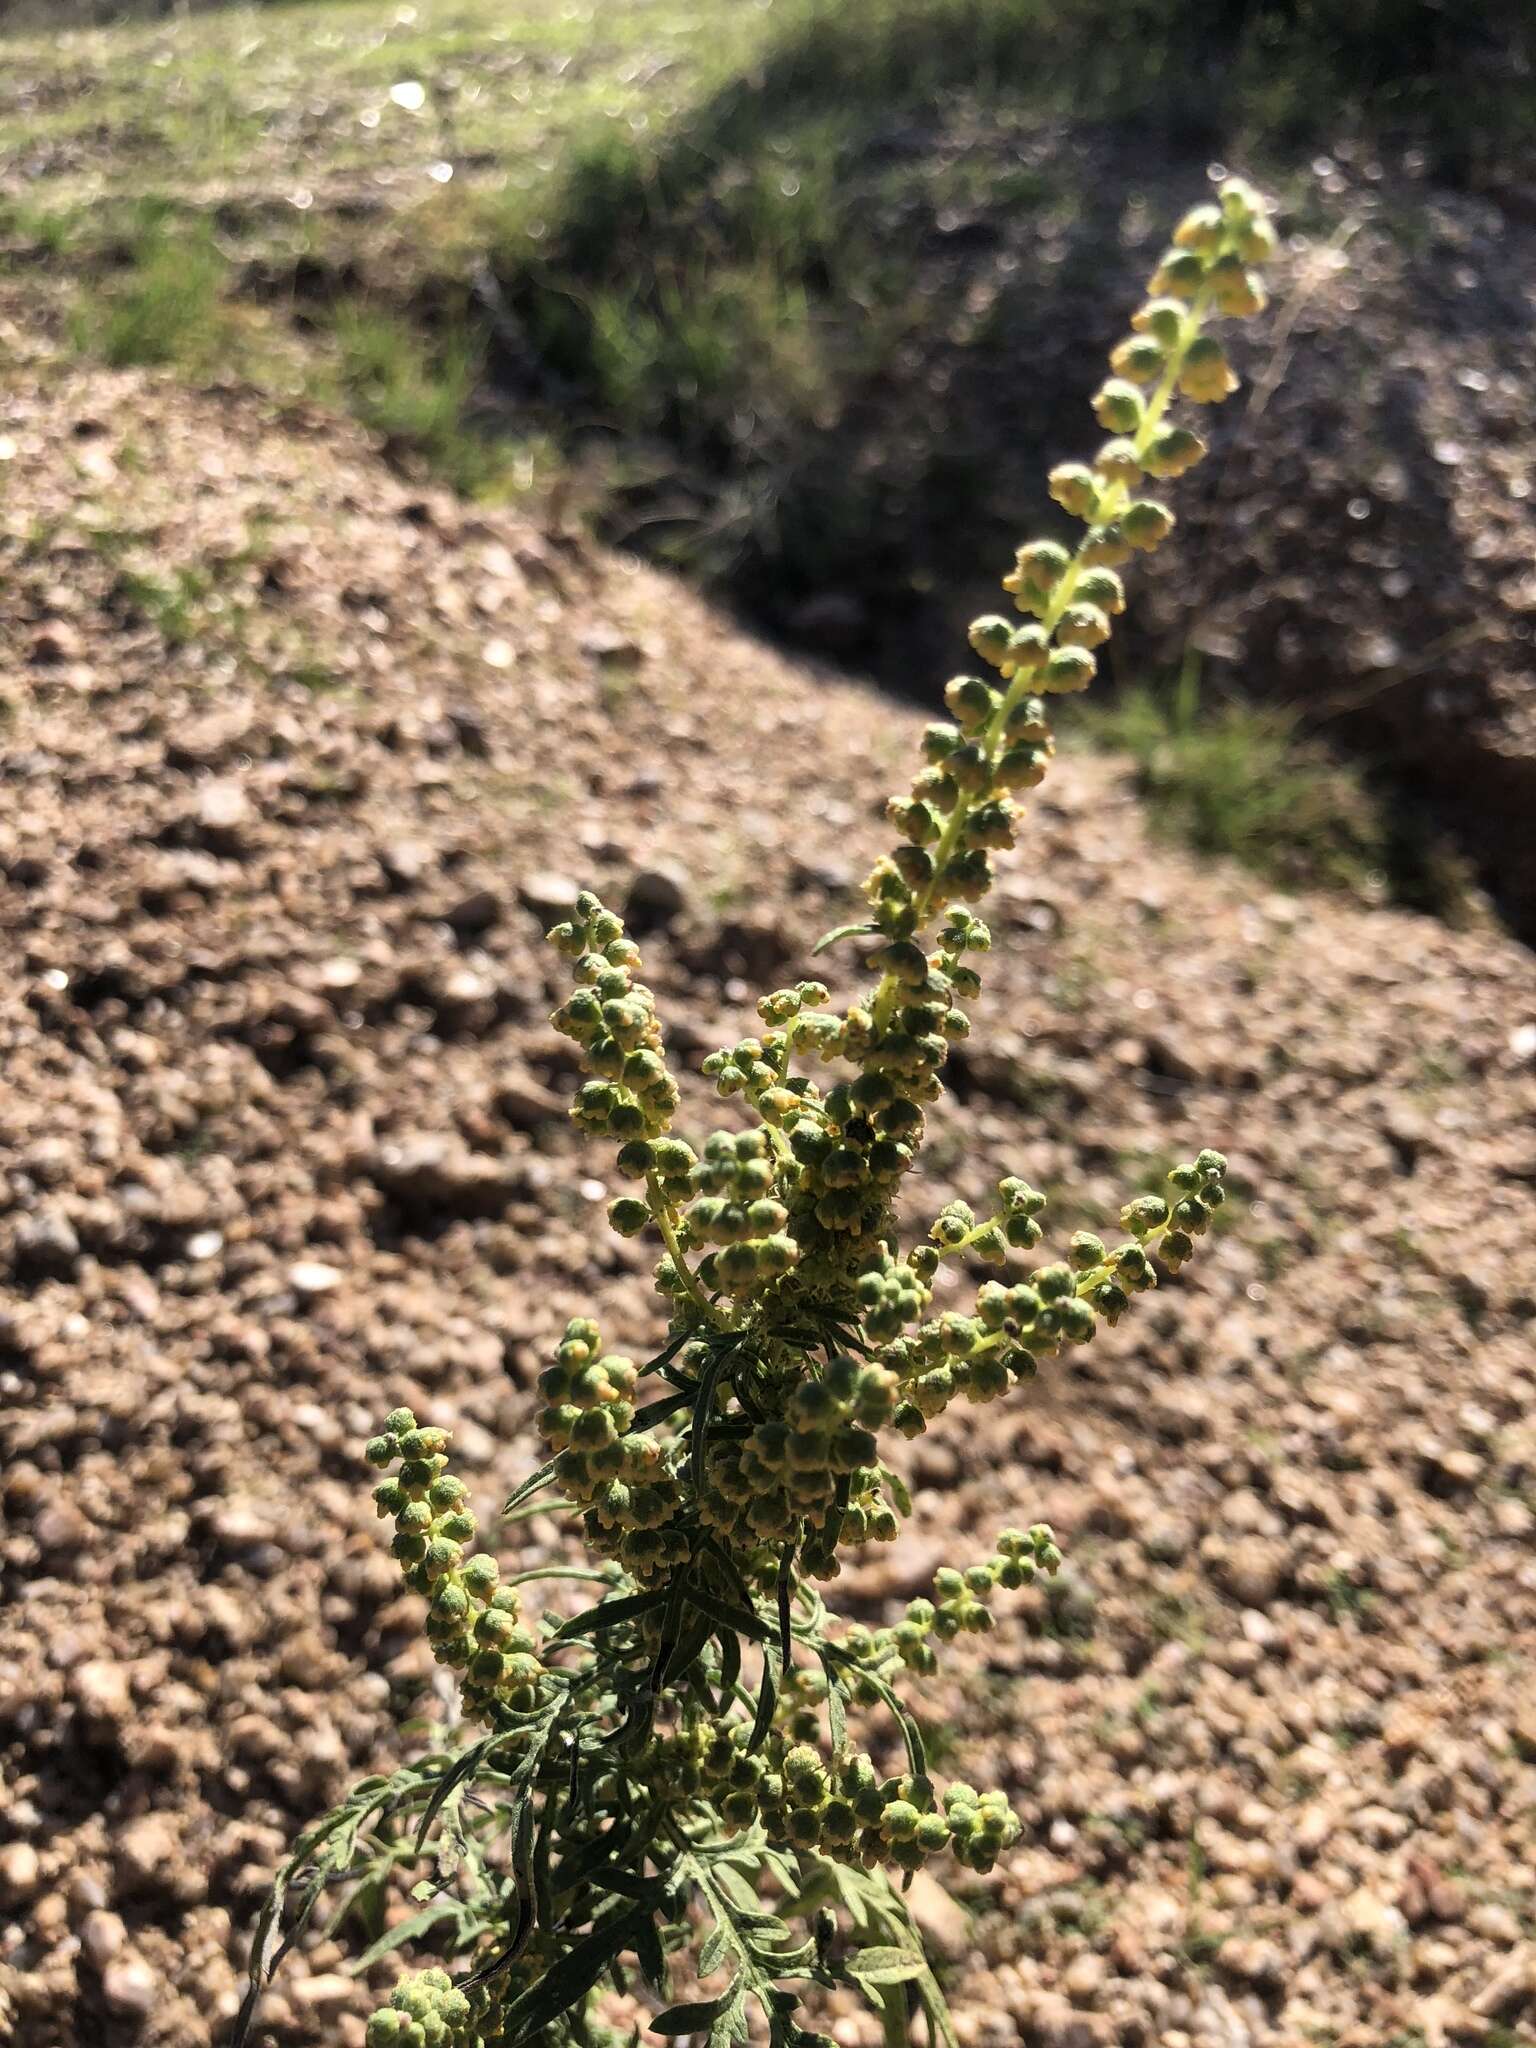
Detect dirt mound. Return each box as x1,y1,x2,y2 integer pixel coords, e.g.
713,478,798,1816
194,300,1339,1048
2,341,1536,2048
497,124,1536,926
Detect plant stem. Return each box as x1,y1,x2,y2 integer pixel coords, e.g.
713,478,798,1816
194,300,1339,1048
647,1171,729,1329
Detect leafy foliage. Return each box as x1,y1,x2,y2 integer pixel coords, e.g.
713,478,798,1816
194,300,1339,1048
241,178,1277,2048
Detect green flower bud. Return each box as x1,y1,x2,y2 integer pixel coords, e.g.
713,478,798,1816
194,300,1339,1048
1172,202,1223,252
1056,604,1111,650
1109,333,1166,383
608,1196,652,1237
1208,254,1266,316
1093,437,1142,487
1074,567,1125,614
1092,379,1145,433
968,614,1014,667
1121,500,1176,550
1179,334,1238,403
880,1799,921,1842
1131,297,1185,346
1047,462,1100,518
1142,425,1206,479
1081,523,1132,567
1120,1194,1170,1236
1149,248,1205,299
1042,645,1096,694
944,675,996,731
1006,624,1050,672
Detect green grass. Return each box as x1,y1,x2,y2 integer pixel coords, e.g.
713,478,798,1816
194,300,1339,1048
62,203,235,370
328,303,506,494
1080,660,1397,900
1079,658,1477,915
0,0,774,217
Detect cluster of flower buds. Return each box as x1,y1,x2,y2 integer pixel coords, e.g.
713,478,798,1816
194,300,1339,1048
366,1412,545,1720
549,893,681,1142
861,177,1276,1028
537,1318,689,1579
702,1354,899,1557
763,1745,1018,1876
702,980,834,1111
366,1969,485,2048
678,1128,800,1296
854,1242,937,1342
856,1527,1063,1682
779,1071,929,1259
1119,1148,1228,1271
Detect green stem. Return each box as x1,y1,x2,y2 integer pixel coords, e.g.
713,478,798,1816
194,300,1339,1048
646,1172,728,1330
877,1982,909,2048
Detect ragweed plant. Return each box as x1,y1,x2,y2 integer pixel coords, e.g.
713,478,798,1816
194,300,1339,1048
240,179,1275,2048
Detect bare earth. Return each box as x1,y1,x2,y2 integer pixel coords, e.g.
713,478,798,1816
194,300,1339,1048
2,335,1536,2048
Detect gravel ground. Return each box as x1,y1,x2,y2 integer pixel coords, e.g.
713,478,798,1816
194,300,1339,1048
2,333,1536,2048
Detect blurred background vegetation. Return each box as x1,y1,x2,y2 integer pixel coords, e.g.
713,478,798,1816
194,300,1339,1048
2,0,1531,919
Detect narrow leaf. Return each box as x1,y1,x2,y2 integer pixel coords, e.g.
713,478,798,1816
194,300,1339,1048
684,1581,770,1644
492,1902,648,2038
502,1456,560,1518
552,1585,670,1643
811,920,878,955
748,1652,776,1753
847,1946,927,1988
349,1899,461,1973
631,1388,693,1430
651,1992,734,2035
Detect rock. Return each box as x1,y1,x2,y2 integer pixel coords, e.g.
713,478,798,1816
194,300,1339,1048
1469,1944,1536,2018
623,864,690,934
1417,1441,1484,1495
494,1070,564,1129
1210,1536,1288,1609
1022,1991,1114,2048
80,1909,127,1974
287,1259,345,1297
1140,1514,1192,1563
0,1842,41,1903
445,886,502,935
1331,1886,1409,1960
517,871,580,920
31,620,83,663
678,914,797,983
1061,1952,1107,2003
362,1134,523,1219
291,1972,357,2012
71,1660,132,1729
12,1209,80,1280
1467,1901,1522,1946
1218,1936,1285,1989
1146,1386,1210,1443
195,780,252,852
381,840,432,888
904,1869,970,1961
102,1953,160,2017
579,622,644,667
114,1812,179,1891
